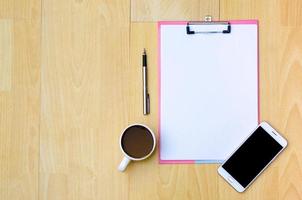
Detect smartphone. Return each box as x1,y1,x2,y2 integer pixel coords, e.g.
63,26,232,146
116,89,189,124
218,122,287,192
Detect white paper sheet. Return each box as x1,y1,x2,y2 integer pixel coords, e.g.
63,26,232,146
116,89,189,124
159,23,258,162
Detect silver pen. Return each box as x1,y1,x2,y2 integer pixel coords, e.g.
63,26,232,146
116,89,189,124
142,49,150,115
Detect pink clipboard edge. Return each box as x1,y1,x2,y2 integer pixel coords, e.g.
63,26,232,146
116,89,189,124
158,20,260,164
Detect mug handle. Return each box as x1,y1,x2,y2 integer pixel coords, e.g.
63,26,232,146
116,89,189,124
118,156,131,172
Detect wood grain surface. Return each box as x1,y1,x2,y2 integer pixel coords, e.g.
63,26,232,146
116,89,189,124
0,0,41,199
0,19,12,91
0,0,302,199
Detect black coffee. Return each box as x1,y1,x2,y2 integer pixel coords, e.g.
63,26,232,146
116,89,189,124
121,125,154,159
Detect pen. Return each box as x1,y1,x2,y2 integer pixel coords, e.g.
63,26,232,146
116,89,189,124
142,49,150,115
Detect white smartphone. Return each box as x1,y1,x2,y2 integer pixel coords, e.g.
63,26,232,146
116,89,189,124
218,122,287,192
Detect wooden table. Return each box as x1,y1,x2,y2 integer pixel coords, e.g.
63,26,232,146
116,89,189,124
0,0,301,199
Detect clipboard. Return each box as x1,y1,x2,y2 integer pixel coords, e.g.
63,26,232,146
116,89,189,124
158,18,259,164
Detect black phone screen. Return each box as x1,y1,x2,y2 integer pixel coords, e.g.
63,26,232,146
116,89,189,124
222,126,283,187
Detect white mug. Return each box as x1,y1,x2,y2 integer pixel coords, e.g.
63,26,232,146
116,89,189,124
118,124,156,172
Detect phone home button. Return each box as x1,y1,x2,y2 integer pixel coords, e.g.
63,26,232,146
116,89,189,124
227,177,234,183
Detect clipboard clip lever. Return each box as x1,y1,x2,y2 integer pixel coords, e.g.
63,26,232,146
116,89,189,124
186,21,231,35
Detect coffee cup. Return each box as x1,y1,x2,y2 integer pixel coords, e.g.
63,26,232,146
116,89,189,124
118,124,156,172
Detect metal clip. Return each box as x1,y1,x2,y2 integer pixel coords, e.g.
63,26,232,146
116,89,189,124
186,15,231,34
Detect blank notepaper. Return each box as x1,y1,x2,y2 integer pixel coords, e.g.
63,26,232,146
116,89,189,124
159,21,259,163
